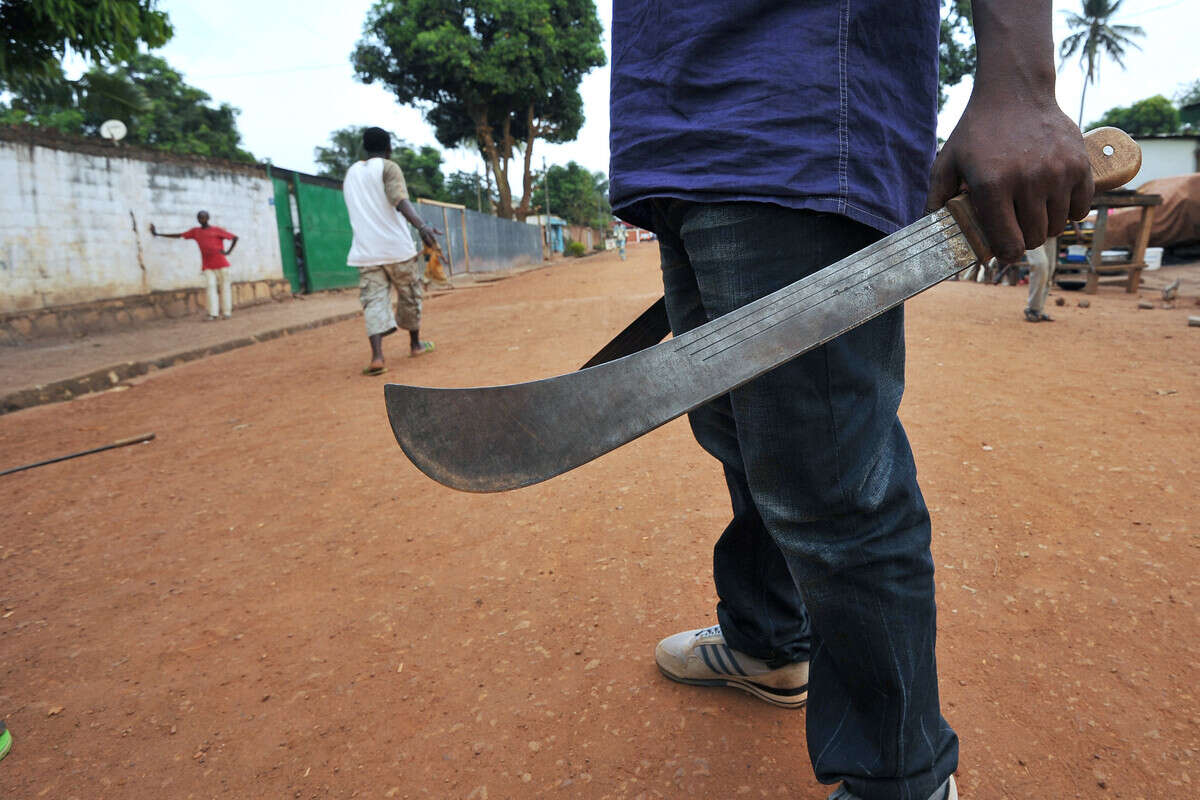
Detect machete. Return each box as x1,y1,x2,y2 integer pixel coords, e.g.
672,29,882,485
579,296,670,369
385,127,1140,493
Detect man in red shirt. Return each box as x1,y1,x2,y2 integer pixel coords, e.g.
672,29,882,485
151,211,239,320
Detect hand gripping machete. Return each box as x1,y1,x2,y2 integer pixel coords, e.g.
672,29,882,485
385,128,1141,492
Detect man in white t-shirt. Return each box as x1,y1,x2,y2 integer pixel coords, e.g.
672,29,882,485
344,126,442,375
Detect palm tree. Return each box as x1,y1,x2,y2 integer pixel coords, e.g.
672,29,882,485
1059,0,1145,127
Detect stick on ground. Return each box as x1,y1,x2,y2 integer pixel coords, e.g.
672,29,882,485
0,433,156,477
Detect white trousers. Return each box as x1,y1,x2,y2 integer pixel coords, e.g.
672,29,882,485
1025,236,1057,313
205,267,233,317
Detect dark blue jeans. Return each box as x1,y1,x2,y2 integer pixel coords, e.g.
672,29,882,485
652,200,958,800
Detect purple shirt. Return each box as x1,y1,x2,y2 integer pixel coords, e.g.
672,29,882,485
609,1,940,235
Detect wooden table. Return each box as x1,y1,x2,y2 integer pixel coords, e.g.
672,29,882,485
1083,191,1163,294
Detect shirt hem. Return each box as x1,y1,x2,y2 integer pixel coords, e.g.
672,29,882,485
614,192,904,236
348,254,419,268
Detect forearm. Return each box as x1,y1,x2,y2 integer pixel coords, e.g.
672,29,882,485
970,0,1056,102
926,0,1092,261
395,199,428,232
226,236,239,254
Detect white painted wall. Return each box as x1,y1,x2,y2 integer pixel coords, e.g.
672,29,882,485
0,140,283,314
1131,137,1200,187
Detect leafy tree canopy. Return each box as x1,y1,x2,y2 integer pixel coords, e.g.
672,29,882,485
313,125,449,200
938,0,975,111
1176,78,1200,108
1088,95,1181,137
443,169,494,211
0,0,172,88
313,127,370,177
1059,0,1145,126
2,54,254,161
352,0,605,221
535,160,609,227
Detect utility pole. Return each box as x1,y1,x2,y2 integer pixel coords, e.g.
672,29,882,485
484,160,494,215
542,157,553,254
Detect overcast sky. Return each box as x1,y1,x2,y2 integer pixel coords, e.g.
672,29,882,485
144,0,1196,180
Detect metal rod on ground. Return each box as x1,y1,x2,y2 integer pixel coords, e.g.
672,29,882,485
0,433,156,477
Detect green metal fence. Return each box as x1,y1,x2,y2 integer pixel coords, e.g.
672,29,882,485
292,175,357,291
270,176,303,293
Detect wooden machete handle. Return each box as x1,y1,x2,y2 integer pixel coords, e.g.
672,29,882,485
947,126,1142,263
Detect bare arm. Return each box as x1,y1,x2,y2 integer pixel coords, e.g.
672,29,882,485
224,235,239,255
149,223,185,238
381,160,442,247
926,0,1093,263
396,198,442,248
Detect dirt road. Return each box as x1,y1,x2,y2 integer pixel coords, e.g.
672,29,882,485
2,243,1196,799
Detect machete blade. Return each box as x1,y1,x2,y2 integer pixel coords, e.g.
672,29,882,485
386,208,975,492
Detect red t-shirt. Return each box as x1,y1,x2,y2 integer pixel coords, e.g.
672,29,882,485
181,226,235,270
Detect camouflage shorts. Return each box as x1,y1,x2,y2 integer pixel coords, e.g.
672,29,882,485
358,257,422,337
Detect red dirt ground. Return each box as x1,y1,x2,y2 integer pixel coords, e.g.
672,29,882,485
1,243,1197,799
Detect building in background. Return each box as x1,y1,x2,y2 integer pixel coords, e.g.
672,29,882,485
1130,134,1200,186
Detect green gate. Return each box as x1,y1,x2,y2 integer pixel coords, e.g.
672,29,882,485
293,175,356,291
270,176,303,293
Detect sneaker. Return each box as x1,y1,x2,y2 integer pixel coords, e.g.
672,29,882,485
654,625,808,708
828,775,957,800
0,720,11,762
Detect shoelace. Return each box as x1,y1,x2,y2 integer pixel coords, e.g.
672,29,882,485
694,624,722,639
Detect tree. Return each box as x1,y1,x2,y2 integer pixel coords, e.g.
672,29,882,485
535,160,608,227
0,62,149,134
938,0,975,111
1088,95,1181,136
121,54,253,160
313,126,371,178
1176,78,1200,108
2,54,254,161
392,143,447,200
352,0,606,221
313,125,450,200
0,0,172,88
1059,0,1145,127
444,170,494,211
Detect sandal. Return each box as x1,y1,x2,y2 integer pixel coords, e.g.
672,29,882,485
362,365,387,376
410,341,435,357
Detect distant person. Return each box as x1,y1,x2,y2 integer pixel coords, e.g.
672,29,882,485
151,211,239,321
343,126,442,376
614,223,627,260
1023,236,1058,322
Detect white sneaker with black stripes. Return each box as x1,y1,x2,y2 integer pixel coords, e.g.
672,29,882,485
654,625,808,708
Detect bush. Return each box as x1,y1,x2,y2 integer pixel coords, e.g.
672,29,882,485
565,240,587,257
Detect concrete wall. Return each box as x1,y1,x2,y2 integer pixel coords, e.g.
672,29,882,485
1131,136,1200,186
0,134,283,315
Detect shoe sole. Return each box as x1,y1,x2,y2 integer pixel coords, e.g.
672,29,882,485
656,664,807,709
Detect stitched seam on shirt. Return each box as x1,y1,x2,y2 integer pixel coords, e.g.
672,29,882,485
842,201,895,229
837,0,850,215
